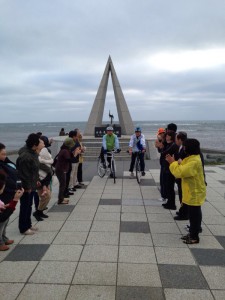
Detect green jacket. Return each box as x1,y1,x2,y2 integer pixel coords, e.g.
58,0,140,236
103,134,119,151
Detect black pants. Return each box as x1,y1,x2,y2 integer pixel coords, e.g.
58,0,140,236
129,152,145,172
77,163,83,183
160,166,167,199
176,179,182,203
19,192,33,233
188,205,202,239
164,170,175,207
56,170,67,203
65,165,72,196
32,191,40,210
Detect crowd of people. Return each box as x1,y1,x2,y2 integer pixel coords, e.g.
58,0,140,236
155,123,207,244
0,128,85,250
0,123,207,251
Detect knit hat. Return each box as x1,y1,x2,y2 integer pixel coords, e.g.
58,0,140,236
157,128,165,135
63,137,75,149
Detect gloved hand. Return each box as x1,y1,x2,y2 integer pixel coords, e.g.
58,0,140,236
103,149,107,154
116,149,121,153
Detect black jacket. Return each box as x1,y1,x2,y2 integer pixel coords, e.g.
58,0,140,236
0,158,18,204
16,146,39,190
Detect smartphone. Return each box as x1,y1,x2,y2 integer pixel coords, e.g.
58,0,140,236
16,180,22,190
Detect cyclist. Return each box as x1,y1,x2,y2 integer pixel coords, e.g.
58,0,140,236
100,126,120,177
128,127,146,177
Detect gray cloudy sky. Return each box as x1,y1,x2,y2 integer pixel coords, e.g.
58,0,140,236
1,0,225,123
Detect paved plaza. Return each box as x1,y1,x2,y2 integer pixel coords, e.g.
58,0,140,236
0,160,225,300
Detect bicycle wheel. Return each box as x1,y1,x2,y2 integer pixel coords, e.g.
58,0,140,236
135,158,141,184
97,158,107,178
111,160,116,184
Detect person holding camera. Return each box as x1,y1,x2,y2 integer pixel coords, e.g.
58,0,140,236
128,127,146,177
99,126,120,178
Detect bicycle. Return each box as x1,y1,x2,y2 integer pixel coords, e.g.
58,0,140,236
128,150,145,184
97,150,118,184
135,151,144,184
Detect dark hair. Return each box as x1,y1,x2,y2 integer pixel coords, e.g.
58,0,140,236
167,123,177,132
40,136,51,148
183,138,200,155
36,132,42,137
166,130,176,142
0,143,6,151
25,133,40,148
0,171,6,190
69,130,77,138
177,131,187,142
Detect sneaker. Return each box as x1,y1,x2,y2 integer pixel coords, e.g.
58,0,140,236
0,244,9,251
23,229,35,235
30,227,38,231
142,171,146,176
5,239,14,245
158,197,167,202
67,191,74,195
130,172,134,177
33,211,44,222
40,211,49,218
74,185,82,189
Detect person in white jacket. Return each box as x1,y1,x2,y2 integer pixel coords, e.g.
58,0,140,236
128,127,146,177
33,137,53,221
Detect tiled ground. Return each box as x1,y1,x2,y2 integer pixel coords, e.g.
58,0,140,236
1,161,225,299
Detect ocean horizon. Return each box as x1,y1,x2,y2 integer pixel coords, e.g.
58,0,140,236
0,120,225,151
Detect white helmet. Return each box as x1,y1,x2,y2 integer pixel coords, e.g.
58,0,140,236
106,126,114,131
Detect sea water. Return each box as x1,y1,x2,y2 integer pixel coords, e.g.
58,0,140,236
0,120,225,151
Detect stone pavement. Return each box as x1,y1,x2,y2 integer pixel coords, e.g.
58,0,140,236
0,160,225,300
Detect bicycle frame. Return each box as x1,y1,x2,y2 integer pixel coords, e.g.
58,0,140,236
104,150,116,183
97,150,117,183
135,151,143,184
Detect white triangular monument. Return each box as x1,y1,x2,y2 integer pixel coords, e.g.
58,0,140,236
84,56,134,136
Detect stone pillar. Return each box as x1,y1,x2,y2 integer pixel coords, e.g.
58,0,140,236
84,56,134,136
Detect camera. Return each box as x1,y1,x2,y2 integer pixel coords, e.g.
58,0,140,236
158,138,162,143
16,180,22,190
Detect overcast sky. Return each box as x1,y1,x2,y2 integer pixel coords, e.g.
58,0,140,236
1,0,225,123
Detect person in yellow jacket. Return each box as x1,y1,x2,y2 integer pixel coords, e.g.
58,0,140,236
166,139,206,244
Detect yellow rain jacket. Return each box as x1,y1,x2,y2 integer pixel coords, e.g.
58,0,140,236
169,154,206,206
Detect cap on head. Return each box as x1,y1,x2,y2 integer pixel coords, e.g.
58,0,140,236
135,127,142,132
157,128,165,135
106,126,114,131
